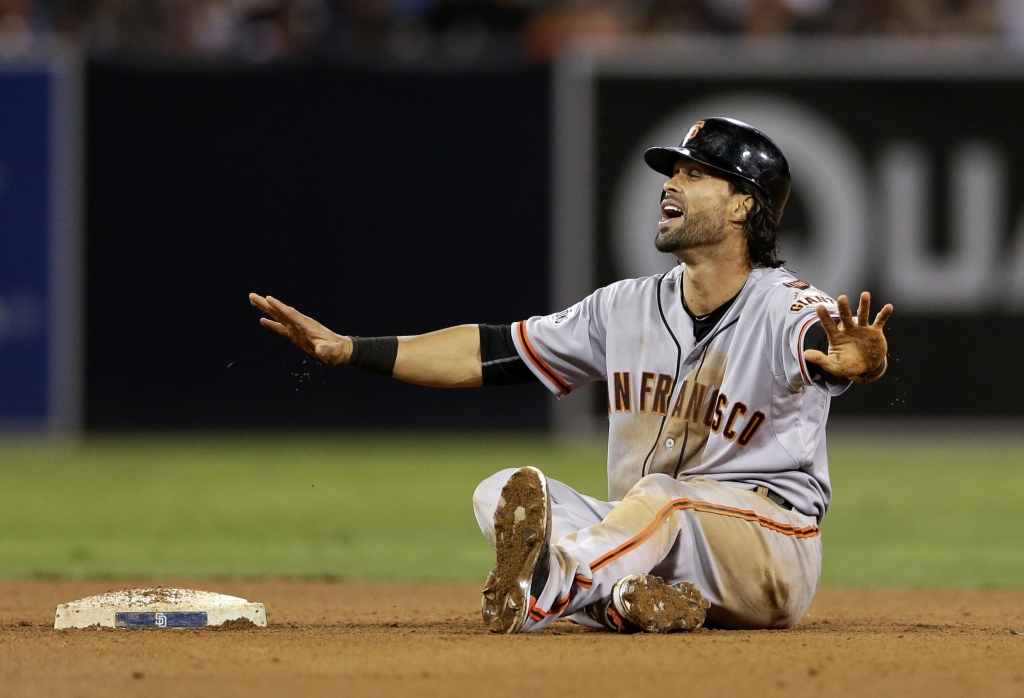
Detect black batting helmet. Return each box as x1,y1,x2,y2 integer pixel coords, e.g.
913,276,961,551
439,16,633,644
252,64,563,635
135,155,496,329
644,117,791,223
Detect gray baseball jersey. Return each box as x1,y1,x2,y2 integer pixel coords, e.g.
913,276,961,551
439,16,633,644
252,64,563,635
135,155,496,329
511,264,845,522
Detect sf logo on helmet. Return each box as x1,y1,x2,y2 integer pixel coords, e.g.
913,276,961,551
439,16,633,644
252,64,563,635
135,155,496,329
684,120,706,143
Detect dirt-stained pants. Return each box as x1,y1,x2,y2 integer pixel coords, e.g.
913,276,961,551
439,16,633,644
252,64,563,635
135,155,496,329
473,470,822,632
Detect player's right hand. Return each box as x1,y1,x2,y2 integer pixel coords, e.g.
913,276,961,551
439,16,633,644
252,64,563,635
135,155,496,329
248,293,351,365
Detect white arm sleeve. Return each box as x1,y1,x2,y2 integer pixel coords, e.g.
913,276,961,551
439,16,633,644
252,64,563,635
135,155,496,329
510,289,608,397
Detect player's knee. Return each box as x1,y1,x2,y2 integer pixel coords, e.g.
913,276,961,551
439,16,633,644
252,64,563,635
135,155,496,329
636,473,676,490
627,473,677,500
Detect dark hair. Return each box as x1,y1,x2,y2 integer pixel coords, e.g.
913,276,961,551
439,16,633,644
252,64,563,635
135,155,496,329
729,178,784,268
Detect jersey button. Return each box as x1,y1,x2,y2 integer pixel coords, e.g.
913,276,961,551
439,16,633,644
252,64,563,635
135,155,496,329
665,438,675,450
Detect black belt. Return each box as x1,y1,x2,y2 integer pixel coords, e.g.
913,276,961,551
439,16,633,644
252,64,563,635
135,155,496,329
754,486,793,510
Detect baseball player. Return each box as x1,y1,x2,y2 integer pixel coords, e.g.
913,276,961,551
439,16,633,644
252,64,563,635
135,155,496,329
250,117,892,635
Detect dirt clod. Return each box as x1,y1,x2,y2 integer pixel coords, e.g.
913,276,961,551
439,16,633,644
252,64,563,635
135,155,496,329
211,618,259,631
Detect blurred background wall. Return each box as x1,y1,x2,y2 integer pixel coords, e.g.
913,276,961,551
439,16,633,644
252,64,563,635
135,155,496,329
85,64,550,430
0,0,1021,432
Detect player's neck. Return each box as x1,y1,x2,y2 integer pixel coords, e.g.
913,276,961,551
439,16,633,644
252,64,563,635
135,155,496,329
678,239,752,316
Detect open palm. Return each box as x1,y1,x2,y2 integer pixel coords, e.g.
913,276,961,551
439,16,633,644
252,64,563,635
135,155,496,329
249,293,350,365
803,292,893,382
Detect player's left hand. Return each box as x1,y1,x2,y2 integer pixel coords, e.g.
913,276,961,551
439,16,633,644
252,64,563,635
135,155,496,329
803,292,893,383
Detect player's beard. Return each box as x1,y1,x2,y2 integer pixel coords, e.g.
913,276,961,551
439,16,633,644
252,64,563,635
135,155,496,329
655,198,727,254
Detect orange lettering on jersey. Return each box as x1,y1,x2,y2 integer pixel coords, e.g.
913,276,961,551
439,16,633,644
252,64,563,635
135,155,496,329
639,372,656,413
684,382,707,424
737,410,766,446
613,372,632,413
670,381,687,419
723,402,747,441
702,389,719,428
651,374,674,416
710,392,728,432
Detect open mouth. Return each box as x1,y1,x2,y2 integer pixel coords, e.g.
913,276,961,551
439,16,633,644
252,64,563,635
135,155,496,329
660,199,685,226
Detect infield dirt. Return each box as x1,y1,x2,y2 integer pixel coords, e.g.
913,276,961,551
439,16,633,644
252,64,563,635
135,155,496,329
2,580,1024,697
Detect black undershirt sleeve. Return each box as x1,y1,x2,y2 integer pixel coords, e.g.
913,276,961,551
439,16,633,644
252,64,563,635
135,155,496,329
479,324,539,386
802,322,849,387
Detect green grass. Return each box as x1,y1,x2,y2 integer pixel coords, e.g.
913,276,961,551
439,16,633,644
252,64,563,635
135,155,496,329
821,434,1024,587
0,433,1022,587
0,435,607,581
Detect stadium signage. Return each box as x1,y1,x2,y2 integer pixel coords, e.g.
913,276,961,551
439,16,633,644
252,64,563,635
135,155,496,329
550,38,1024,430
0,42,82,433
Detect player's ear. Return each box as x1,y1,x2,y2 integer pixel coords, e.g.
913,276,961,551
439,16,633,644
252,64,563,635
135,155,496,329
728,193,753,226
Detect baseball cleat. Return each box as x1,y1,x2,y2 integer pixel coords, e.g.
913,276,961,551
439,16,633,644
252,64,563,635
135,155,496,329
481,466,551,634
610,574,710,633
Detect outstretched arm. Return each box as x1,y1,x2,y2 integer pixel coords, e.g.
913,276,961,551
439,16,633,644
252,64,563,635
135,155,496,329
248,293,482,387
803,292,893,384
